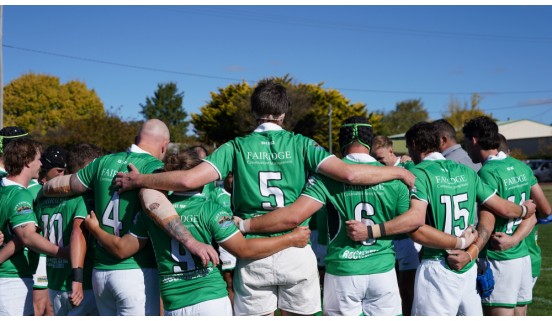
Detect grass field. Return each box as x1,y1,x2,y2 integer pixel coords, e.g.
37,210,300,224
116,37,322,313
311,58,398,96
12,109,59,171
528,183,552,316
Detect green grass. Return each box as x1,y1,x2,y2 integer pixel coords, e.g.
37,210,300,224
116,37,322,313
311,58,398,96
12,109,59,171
528,183,552,316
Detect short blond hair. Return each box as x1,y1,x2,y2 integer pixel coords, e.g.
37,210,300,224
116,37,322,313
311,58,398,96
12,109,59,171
371,135,393,151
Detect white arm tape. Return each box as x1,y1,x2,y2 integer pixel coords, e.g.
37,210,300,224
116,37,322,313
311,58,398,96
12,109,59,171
43,174,74,196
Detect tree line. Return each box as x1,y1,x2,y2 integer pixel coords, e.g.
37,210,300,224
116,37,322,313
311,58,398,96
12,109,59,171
3,72,491,154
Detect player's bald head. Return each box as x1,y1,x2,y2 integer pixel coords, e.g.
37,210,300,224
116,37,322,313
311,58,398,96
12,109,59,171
136,119,171,160
137,119,170,143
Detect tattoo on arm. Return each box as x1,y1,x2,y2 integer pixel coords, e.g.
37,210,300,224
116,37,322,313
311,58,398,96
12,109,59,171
165,218,193,245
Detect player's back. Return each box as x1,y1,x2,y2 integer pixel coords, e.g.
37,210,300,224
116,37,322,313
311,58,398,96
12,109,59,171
303,154,410,275
76,150,163,269
411,157,494,272
205,125,332,238
479,154,535,260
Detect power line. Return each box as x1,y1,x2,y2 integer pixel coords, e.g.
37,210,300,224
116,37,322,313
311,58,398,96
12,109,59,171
6,44,552,98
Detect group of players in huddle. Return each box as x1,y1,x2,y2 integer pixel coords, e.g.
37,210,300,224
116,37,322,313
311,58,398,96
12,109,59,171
0,78,551,316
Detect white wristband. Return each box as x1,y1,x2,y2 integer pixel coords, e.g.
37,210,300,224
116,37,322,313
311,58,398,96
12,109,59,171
459,237,466,250
239,220,246,234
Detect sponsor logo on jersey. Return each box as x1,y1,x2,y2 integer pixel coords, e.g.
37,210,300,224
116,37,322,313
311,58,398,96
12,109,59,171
15,202,33,215
503,174,528,187
218,215,233,228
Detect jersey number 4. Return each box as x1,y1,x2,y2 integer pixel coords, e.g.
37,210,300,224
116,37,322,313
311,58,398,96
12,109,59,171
102,192,123,236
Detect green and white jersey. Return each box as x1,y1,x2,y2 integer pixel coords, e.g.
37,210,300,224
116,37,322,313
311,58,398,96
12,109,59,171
410,152,496,274
478,152,536,261
0,167,7,178
210,186,231,210
35,194,94,291
525,226,541,277
0,178,39,278
130,192,237,311
76,144,161,270
204,123,334,239
397,159,416,171
301,154,410,276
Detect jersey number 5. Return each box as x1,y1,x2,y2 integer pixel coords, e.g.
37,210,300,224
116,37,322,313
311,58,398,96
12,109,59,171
259,172,284,210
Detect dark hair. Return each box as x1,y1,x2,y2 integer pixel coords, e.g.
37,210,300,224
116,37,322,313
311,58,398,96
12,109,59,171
250,78,291,119
164,150,202,172
371,135,393,151
4,138,42,176
405,122,440,154
0,126,29,155
339,116,373,156
462,116,500,150
433,119,457,142
498,134,510,154
66,143,105,174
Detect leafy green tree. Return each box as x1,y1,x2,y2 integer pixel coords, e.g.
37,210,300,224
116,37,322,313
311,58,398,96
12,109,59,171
3,73,105,135
379,99,428,136
40,110,141,153
140,82,188,143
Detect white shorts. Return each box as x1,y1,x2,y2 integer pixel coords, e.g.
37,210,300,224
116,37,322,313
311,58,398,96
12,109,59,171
412,258,482,316
233,245,321,316
310,230,328,267
49,288,98,316
164,296,232,316
482,256,532,307
393,238,421,271
92,268,160,316
323,269,401,316
219,246,237,271
33,255,48,289
0,277,33,316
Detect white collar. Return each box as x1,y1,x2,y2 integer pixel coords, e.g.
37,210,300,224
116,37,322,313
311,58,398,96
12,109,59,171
253,122,284,133
393,158,401,167
1,177,25,188
128,144,152,155
172,191,204,197
484,151,508,164
345,153,377,163
423,152,446,161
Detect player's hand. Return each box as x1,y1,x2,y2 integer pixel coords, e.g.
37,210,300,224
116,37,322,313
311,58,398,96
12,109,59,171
446,249,472,271
289,226,311,248
233,216,243,229
522,200,536,218
114,163,141,193
400,169,416,190
84,210,100,234
399,155,412,163
184,239,220,267
489,232,518,251
345,220,368,242
0,230,4,245
457,225,478,249
69,281,84,306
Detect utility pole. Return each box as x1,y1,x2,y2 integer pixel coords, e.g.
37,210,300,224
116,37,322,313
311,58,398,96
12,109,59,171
328,103,332,154
0,5,3,128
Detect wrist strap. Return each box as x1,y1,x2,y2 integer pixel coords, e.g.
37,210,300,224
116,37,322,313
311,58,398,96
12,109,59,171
72,268,84,283
520,205,527,218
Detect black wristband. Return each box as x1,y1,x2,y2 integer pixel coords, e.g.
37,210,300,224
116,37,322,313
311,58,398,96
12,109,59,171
367,225,373,239
379,223,386,237
72,268,84,283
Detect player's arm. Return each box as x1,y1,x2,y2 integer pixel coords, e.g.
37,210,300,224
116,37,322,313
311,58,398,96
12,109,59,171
490,214,536,251
409,224,477,250
318,156,416,189
42,174,89,197
139,188,220,267
447,209,496,270
483,193,536,219
115,162,219,192
0,237,24,264
13,223,68,259
530,183,552,222
242,196,323,234
69,218,87,307
346,198,427,241
83,211,147,259
220,226,311,260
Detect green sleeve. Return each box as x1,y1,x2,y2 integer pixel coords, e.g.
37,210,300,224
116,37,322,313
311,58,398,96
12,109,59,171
204,142,235,180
